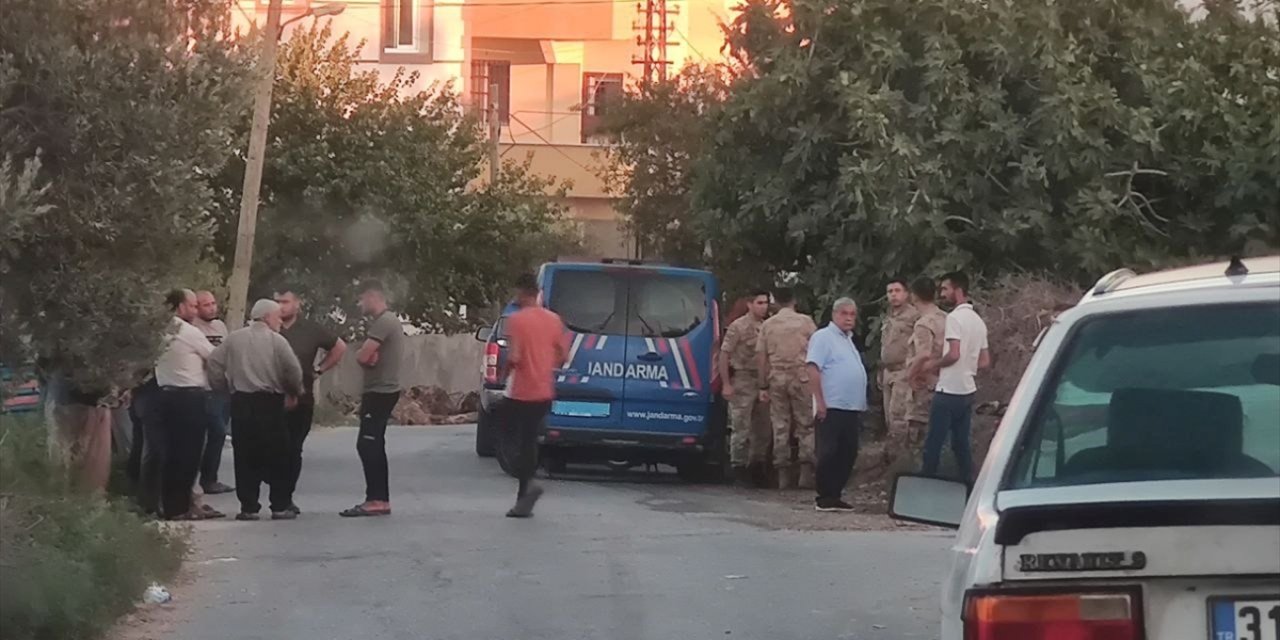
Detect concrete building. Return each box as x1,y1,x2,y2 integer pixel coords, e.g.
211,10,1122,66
232,0,735,256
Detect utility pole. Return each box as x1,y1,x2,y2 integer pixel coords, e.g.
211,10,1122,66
226,0,285,328
488,81,501,184
632,0,677,87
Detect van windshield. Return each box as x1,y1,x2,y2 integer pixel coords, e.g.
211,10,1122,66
548,270,706,337
1006,302,1280,489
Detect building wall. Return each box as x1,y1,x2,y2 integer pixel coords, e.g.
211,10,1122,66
231,0,736,257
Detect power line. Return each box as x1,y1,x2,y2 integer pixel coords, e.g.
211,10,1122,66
670,23,707,63
506,112,597,174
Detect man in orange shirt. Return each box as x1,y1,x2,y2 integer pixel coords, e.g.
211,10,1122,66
499,273,569,518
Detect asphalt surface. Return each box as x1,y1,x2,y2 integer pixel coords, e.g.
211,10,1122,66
145,425,952,640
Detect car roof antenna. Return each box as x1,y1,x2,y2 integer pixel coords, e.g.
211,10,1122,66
1225,256,1249,277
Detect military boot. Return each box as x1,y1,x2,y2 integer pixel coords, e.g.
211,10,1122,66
732,466,753,488
748,461,769,489
777,466,796,490
797,463,816,490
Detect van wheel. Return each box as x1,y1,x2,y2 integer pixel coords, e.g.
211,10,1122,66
475,408,497,458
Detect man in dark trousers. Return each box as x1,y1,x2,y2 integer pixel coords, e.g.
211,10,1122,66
152,289,218,521
341,280,404,518
805,297,869,512
498,273,568,518
275,286,347,514
207,299,305,521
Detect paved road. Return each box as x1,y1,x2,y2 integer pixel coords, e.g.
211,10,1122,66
163,425,951,640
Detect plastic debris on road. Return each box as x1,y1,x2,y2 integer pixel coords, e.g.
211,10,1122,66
142,583,171,604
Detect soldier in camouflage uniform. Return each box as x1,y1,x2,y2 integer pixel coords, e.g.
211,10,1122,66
720,290,772,486
898,277,947,463
755,288,818,490
879,279,919,464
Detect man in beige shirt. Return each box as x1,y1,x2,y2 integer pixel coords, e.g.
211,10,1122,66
756,287,818,489
208,299,304,521
720,289,771,486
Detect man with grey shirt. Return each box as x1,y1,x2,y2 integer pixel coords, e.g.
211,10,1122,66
193,290,233,495
208,299,304,521
340,280,404,518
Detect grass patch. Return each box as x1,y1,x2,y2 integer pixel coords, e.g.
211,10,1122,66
0,413,187,640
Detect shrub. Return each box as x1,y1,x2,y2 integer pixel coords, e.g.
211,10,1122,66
0,415,187,640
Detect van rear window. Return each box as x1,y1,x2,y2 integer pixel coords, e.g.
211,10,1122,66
1006,303,1280,489
548,270,706,338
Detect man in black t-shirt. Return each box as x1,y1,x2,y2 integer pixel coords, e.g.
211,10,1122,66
274,287,348,513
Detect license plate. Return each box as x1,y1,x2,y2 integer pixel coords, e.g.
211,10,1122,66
1209,597,1280,640
552,401,610,418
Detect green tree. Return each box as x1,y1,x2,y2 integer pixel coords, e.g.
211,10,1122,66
215,24,576,332
0,0,250,391
598,65,731,266
611,0,1279,315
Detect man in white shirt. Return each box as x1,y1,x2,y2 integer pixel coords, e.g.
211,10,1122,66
151,289,218,520
919,272,990,482
193,290,233,495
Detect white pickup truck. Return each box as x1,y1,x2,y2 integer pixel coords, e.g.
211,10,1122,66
891,256,1280,640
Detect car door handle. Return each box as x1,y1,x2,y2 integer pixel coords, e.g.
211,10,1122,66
637,352,663,362
682,392,698,398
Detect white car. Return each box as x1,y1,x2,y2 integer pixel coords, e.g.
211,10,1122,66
891,256,1280,640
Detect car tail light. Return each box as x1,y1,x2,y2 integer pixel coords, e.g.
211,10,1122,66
965,590,1141,640
483,342,500,384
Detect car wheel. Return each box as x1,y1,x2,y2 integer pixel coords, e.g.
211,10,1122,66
475,407,497,458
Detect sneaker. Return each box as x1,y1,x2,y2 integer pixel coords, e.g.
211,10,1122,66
235,512,260,521
271,510,298,521
202,482,235,495
815,498,855,512
506,483,545,518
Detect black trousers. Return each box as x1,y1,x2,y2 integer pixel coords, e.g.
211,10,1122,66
126,382,155,486
153,387,208,518
283,394,316,497
358,391,400,503
230,392,292,514
815,409,862,501
500,399,551,497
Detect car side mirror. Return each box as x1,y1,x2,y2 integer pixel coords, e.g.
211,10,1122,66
889,473,969,529
475,327,492,342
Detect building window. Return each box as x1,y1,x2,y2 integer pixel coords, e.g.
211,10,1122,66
581,73,623,143
383,0,417,50
470,60,511,126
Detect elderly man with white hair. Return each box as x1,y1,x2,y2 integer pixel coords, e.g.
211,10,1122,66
207,298,305,521
805,296,869,512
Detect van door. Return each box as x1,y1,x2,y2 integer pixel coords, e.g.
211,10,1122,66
619,269,718,436
541,265,627,431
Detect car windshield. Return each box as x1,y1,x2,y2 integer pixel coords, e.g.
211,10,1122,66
1006,302,1280,489
548,270,706,337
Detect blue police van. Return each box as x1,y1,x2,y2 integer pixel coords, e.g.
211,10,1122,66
475,259,728,481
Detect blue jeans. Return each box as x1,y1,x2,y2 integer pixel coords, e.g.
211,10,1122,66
921,392,974,482
200,392,230,487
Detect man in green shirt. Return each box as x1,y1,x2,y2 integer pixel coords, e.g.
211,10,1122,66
340,280,404,518
275,286,347,514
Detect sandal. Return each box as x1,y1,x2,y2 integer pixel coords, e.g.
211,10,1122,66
339,503,390,518
199,504,226,519
167,510,214,521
